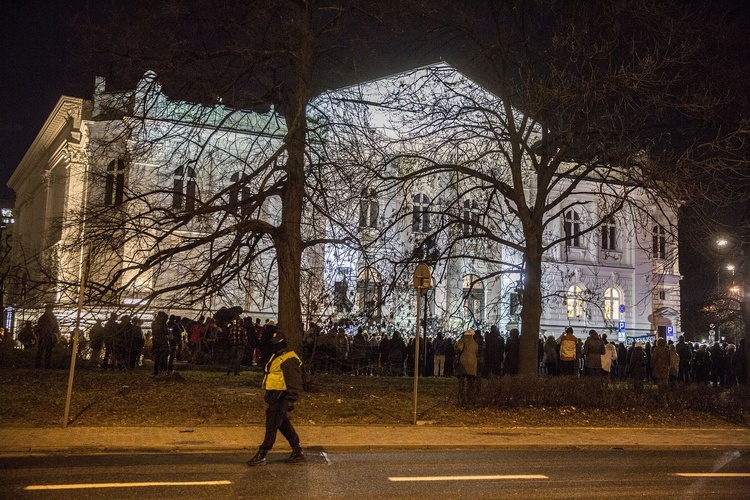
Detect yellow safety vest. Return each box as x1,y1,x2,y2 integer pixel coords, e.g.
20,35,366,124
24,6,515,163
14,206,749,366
262,350,300,391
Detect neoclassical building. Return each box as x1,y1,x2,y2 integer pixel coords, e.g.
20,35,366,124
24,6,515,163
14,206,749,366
8,63,680,341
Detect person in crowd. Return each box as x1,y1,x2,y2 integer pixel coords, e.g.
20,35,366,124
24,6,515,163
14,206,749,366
485,325,504,376
474,330,486,378
693,344,711,383
34,304,60,369
583,329,605,377
433,331,447,377
504,328,520,375
350,327,368,375
166,315,184,372
601,334,617,381
17,320,35,350
616,342,628,380
102,312,119,370
87,319,106,367
259,320,278,366
128,316,145,368
543,335,559,376
189,316,206,363
226,313,247,376
247,328,305,466
733,339,747,385
557,327,578,376
151,311,170,377
388,331,406,376
650,337,670,391
668,343,680,387
627,342,647,394
724,344,737,386
676,335,692,383
334,327,349,374
644,341,653,383
379,332,391,373
709,341,725,386
456,328,479,406
368,332,380,375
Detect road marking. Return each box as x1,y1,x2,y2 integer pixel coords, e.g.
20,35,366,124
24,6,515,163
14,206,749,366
389,475,548,482
675,473,750,478
25,480,232,490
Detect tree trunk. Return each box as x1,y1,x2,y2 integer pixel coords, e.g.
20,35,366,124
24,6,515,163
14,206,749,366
518,241,544,376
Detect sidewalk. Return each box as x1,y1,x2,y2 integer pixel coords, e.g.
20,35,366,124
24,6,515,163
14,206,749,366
2,425,750,454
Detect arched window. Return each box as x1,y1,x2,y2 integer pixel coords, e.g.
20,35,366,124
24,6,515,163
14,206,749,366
564,210,582,247
604,287,621,321
357,267,382,322
601,217,617,250
652,224,666,259
359,189,379,228
104,159,126,206
566,285,585,319
172,165,196,211
412,193,430,233
463,199,479,236
462,274,485,322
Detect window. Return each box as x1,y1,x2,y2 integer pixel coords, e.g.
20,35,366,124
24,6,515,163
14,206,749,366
601,218,617,250
658,290,667,301
359,189,379,228
104,159,126,206
463,199,480,236
172,165,196,211
604,287,620,321
566,285,584,319
652,224,666,259
462,274,485,322
357,267,382,322
412,193,430,233
564,210,582,247
509,291,521,317
229,172,253,216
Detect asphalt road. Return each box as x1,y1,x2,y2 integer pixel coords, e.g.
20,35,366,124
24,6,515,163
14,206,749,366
1,450,749,499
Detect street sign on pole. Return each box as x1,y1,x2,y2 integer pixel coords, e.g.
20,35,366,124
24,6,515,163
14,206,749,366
412,263,432,425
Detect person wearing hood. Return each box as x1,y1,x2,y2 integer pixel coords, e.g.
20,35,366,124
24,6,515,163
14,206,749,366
247,327,305,466
627,342,647,394
650,337,670,390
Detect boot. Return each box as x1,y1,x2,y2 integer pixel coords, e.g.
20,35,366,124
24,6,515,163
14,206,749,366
246,449,268,467
285,447,306,464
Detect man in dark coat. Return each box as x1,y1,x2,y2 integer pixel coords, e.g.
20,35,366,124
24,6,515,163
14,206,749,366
504,328,521,375
34,304,60,369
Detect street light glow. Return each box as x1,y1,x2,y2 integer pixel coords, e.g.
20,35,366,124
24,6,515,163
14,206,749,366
726,264,735,272
717,239,729,247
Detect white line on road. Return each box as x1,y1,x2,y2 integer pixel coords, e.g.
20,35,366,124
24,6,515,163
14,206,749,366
389,475,548,482
25,480,232,490
675,473,750,478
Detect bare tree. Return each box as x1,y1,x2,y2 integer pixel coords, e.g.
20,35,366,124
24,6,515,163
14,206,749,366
317,0,748,376
65,0,407,349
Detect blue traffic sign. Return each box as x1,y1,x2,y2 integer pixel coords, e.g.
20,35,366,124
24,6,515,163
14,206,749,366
617,321,626,332
619,304,626,313
666,326,674,337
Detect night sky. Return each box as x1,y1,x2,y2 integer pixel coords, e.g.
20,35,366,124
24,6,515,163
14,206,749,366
1,1,90,200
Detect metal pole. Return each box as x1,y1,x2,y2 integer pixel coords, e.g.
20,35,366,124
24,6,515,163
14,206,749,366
412,288,422,425
63,245,91,428
422,288,428,376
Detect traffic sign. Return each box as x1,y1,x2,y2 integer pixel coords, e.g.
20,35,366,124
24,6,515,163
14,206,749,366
666,326,674,338
619,304,626,314
617,321,626,333
413,263,432,296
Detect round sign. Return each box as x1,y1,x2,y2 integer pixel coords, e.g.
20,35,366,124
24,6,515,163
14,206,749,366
619,304,626,313
413,263,432,296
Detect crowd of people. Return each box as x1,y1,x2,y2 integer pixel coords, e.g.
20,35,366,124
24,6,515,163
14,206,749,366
12,307,748,392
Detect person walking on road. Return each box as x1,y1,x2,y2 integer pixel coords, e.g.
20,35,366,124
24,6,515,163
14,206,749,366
247,328,305,466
